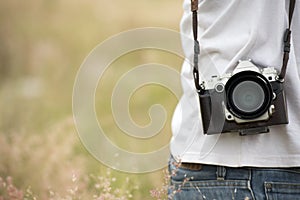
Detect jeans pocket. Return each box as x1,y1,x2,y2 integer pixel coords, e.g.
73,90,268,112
265,182,300,200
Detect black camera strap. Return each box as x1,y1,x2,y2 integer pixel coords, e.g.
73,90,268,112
279,0,296,80
190,0,296,88
191,0,202,92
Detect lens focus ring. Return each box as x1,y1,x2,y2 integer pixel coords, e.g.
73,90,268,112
225,71,273,120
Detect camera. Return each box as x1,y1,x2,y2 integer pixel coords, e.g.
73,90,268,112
199,60,289,135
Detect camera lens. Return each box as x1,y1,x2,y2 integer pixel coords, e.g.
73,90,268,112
232,81,265,113
226,71,272,119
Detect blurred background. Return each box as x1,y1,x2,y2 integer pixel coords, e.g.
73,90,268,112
0,0,184,199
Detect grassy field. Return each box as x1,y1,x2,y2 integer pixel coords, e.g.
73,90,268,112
0,0,184,199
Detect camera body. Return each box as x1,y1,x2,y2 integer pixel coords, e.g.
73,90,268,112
199,60,288,135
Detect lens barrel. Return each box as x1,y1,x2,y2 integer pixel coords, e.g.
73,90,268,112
226,71,273,120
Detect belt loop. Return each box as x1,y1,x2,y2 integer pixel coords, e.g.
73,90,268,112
216,166,226,180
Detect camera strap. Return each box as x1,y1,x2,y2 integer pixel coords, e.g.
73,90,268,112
191,0,202,92
190,0,297,88
279,0,296,81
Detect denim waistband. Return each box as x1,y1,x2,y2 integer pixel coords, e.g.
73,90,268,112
169,156,250,181
169,156,300,182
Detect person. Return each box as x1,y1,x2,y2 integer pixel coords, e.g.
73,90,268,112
169,0,300,199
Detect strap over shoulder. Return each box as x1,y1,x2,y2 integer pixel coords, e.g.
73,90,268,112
190,0,297,87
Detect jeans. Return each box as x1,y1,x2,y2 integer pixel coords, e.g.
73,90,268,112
168,156,300,200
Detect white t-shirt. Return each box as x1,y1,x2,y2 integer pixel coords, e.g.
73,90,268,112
170,0,300,167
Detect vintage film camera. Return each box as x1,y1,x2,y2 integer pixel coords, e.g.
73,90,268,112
199,60,289,135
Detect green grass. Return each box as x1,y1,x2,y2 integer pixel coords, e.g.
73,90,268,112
0,0,183,199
